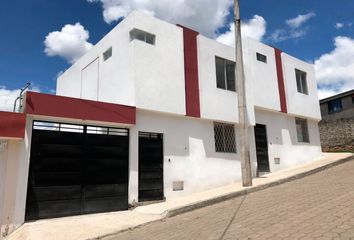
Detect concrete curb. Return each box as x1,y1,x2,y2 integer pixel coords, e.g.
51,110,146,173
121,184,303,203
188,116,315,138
96,154,354,239
166,155,354,218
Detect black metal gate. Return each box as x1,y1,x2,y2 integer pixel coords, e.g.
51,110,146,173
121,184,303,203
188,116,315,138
138,132,164,202
25,121,129,220
254,124,270,173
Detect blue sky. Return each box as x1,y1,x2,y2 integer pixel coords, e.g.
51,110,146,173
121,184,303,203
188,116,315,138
0,0,353,110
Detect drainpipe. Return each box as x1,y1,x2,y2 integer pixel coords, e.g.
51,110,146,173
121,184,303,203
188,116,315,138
13,82,31,112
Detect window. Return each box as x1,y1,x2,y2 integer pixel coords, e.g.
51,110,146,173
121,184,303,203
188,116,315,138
256,52,267,63
328,99,343,114
295,118,309,143
215,57,235,91
130,29,155,45
295,69,308,94
103,47,112,61
214,122,236,153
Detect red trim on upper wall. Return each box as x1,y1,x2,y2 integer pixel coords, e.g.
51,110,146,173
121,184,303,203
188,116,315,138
25,92,136,125
177,24,201,118
0,111,26,139
274,48,288,113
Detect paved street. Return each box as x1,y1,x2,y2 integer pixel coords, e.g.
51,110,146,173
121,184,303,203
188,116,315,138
107,159,354,240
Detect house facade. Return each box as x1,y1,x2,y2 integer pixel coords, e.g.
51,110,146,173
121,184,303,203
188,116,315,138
0,11,322,238
319,89,354,151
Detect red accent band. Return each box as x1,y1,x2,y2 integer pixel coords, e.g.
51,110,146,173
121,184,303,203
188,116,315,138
178,24,201,118
274,48,288,113
25,92,136,125
0,111,26,139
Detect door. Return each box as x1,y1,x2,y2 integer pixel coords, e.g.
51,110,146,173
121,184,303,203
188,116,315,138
25,121,129,220
138,132,164,202
254,124,270,173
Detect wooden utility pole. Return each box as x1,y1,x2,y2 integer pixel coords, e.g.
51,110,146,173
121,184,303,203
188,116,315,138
234,0,253,186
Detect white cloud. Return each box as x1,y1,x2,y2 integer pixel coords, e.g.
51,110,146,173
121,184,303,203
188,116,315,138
216,15,266,46
315,36,354,99
0,87,21,112
335,22,344,29
87,0,232,37
286,12,316,28
44,23,93,64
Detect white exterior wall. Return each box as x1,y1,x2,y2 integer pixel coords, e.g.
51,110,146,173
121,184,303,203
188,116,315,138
254,109,322,172
197,36,239,123
282,53,321,120
0,119,32,239
243,38,281,112
129,110,244,201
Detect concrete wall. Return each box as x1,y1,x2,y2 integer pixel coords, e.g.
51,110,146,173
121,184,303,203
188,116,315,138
254,109,322,172
282,53,321,121
0,119,32,239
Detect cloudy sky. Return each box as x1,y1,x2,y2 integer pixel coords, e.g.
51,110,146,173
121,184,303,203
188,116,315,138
0,0,353,111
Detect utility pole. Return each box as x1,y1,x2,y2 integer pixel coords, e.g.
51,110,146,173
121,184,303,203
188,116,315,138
234,0,253,186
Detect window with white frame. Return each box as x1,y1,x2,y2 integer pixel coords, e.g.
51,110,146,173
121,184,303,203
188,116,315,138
130,28,155,45
214,122,236,153
295,69,308,94
256,52,267,63
295,118,309,143
215,56,236,91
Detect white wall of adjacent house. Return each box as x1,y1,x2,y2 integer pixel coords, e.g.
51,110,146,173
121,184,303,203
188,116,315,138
254,109,322,172
0,119,32,239
282,53,321,121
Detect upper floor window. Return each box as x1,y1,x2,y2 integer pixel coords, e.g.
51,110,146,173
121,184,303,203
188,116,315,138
295,69,308,95
256,52,267,63
215,57,235,92
214,122,236,153
103,47,112,61
130,29,155,45
328,99,343,114
295,118,309,143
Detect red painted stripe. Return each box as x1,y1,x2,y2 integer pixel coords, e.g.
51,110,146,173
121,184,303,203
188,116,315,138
274,48,288,113
25,92,136,125
178,24,201,118
0,111,26,139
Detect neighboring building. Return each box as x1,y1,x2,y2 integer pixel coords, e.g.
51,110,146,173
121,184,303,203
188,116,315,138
320,89,354,121
319,89,354,152
0,11,322,238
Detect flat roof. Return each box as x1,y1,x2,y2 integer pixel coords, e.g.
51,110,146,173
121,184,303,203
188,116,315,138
320,89,354,103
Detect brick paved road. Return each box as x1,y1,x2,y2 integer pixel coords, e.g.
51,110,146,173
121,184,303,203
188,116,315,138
107,160,354,240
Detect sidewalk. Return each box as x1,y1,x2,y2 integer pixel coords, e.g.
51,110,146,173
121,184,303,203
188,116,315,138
7,152,354,240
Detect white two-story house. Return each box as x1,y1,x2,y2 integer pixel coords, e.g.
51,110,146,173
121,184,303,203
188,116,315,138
0,11,322,237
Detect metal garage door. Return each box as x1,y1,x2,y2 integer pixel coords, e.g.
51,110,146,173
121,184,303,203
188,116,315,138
25,121,129,220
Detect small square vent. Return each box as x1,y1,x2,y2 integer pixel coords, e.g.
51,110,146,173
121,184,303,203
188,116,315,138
274,157,280,165
173,181,184,191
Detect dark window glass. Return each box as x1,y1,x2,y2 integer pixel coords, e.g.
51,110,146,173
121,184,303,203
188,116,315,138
215,57,226,89
215,57,235,91
295,118,309,143
103,47,112,61
226,61,235,91
256,53,267,63
295,69,308,94
130,29,155,45
328,99,343,114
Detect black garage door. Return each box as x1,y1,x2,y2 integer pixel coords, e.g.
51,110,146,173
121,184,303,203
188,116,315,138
25,121,129,221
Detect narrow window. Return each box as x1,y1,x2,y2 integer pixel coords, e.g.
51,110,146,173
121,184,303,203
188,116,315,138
103,47,112,61
295,118,309,143
295,69,308,94
130,28,155,45
256,52,267,63
215,57,236,92
327,99,343,114
214,122,236,153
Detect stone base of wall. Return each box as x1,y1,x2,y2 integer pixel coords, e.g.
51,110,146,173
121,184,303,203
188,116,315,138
319,118,354,152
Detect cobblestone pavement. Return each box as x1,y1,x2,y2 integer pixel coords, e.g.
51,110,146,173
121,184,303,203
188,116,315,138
107,160,354,240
